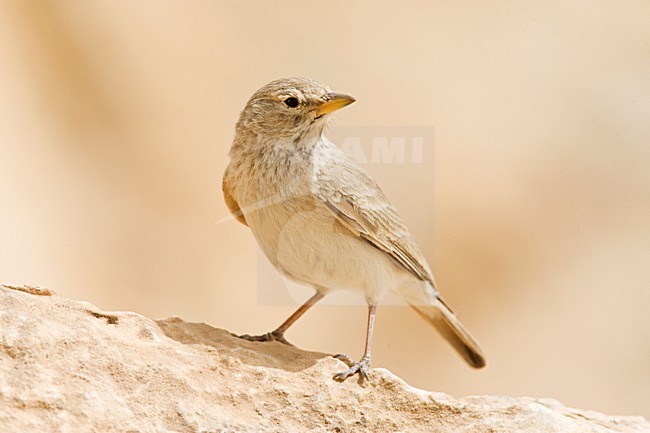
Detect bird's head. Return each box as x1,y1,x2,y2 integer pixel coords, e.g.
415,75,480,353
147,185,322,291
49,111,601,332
235,77,355,145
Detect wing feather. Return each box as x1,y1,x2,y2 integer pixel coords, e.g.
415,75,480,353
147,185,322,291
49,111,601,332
315,147,435,286
222,176,248,226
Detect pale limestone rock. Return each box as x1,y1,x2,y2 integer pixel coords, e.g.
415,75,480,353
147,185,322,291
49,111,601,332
1,284,648,433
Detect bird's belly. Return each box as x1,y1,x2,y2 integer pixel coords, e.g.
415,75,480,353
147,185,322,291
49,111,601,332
246,198,402,300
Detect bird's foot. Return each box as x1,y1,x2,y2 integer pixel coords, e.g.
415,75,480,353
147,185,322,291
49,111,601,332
332,354,371,381
238,329,293,346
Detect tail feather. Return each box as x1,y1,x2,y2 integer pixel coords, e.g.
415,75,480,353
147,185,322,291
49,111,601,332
411,298,487,369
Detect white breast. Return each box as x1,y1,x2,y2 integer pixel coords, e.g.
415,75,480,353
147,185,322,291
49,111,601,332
246,195,406,302
228,137,418,303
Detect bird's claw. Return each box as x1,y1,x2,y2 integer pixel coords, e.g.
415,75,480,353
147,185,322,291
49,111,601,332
333,355,371,381
332,353,355,367
238,330,293,346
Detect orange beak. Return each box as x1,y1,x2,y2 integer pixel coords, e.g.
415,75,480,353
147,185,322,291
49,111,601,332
315,93,356,117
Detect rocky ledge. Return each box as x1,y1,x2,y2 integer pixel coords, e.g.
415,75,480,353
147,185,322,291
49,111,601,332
0,284,648,433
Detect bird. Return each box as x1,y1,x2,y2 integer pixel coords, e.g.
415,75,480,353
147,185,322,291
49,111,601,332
223,77,486,381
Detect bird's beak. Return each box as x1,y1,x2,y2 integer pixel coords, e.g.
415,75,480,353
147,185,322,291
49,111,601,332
315,93,356,117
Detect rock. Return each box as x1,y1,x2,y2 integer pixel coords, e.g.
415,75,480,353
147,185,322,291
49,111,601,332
0,284,648,433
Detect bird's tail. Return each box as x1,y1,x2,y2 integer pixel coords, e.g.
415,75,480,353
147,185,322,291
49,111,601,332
410,298,487,368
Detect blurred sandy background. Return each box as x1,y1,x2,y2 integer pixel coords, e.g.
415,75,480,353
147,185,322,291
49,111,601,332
1,0,648,418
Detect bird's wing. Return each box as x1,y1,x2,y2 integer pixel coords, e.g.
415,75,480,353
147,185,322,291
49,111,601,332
314,146,435,286
222,175,248,226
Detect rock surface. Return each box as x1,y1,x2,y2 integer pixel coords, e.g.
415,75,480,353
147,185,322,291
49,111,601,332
0,284,648,433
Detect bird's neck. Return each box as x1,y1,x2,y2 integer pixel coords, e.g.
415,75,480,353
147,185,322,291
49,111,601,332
230,127,324,159
228,130,330,197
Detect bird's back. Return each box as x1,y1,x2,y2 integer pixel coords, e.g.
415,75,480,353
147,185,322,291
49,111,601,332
312,138,437,288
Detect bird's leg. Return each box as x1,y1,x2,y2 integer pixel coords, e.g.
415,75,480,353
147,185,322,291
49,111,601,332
239,291,325,346
333,303,377,381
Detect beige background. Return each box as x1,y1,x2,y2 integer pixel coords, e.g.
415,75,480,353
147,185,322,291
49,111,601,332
1,0,648,418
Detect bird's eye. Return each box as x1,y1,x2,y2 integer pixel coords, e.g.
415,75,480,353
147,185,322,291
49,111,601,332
283,97,299,108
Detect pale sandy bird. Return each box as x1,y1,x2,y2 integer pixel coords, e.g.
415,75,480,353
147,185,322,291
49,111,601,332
223,77,486,380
